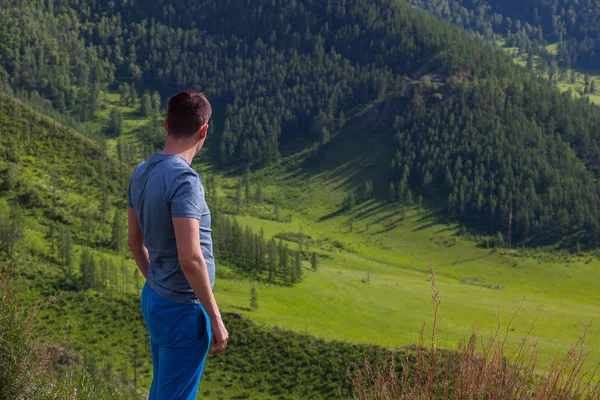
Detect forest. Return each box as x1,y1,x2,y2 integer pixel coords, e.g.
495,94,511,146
2,0,600,247
406,0,600,71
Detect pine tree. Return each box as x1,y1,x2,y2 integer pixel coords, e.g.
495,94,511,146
109,108,124,136
338,111,346,129
267,239,277,282
495,231,505,249
129,83,138,106
5,204,23,257
389,182,396,202
244,167,251,203
80,248,95,289
363,180,373,199
63,229,74,276
236,183,242,214
5,163,17,191
151,91,162,113
280,242,289,283
311,252,318,272
319,127,331,145
258,228,266,274
585,73,591,89
250,287,258,310
140,92,152,117
112,211,124,252
346,192,356,211
255,183,263,204
100,256,108,289
294,251,302,283
405,189,413,205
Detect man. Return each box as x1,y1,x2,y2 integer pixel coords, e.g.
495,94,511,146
127,90,228,400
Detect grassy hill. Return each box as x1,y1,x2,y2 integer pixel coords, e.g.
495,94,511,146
0,94,411,399
2,0,600,398
195,122,600,373
4,84,600,399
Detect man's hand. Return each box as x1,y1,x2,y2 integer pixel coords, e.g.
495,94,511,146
209,316,229,355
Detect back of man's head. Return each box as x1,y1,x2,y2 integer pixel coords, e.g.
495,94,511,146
167,90,212,138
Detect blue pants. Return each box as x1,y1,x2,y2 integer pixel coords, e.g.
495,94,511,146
141,283,211,400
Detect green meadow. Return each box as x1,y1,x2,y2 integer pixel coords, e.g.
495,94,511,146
200,146,600,368
90,89,600,373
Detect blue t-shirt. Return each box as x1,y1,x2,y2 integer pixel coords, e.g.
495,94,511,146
128,153,215,304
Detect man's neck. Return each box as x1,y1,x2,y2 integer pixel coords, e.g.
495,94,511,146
161,141,199,165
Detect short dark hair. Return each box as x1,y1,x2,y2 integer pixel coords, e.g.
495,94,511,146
166,90,212,137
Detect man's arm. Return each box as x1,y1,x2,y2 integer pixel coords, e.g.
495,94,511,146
173,217,228,354
128,207,150,280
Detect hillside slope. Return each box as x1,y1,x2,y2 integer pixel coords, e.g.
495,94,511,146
4,0,600,246
0,95,410,399
405,0,600,71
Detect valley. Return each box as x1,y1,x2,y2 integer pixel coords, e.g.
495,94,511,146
2,0,600,398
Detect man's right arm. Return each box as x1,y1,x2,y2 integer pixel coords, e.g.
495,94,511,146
173,217,229,354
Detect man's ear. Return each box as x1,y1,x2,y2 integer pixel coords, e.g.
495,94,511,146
199,124,209,140
163,118,169,133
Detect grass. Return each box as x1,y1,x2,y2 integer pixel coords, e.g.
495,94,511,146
194,133,600,374
3,89,600,399
347,266,600,399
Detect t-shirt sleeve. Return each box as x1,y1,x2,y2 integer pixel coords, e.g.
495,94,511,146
128,162,143,209
169,172,204,219
127,178,134,208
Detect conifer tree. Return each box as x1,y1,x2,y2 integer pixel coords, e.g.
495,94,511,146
236,183,242,214
109,108,124,136
62,229,74,276
268,239,277,282
250,287,258,310
129,83,138,106
151,91,161,113
255,183,263,204
405,189,414,205
140,92,152,117
311,252,318,272
496,231,505,249
244,167,251,203
346,192,356,211
80,248,95,289
112,211,124,252
294,250,302,283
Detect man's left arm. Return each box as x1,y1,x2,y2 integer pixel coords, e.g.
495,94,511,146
128,207,150,279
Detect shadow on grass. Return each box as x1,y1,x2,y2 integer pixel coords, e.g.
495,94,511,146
230,305,252,312
438,252,493,267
